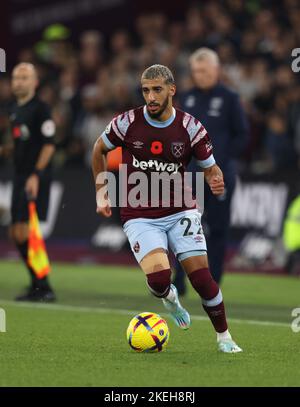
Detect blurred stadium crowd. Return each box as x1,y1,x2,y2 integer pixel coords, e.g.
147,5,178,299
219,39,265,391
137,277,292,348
1,0,300,173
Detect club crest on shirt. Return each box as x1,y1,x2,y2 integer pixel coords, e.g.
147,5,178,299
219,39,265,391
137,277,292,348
171,142,185,158
133,241,140,253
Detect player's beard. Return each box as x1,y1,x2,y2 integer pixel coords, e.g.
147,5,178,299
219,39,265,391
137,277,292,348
147,96,169,119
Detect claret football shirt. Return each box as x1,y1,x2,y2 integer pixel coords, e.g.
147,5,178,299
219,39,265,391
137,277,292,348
101,106,215,223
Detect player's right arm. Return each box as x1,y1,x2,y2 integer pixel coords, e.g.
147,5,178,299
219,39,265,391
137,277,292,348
92,114,127,217
93,111,133,217
92,136,113,218
203,164,225,196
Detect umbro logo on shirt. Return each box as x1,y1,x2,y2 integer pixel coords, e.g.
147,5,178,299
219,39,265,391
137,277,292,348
133,141,144,149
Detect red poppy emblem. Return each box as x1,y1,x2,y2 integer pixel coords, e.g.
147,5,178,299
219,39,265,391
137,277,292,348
151,141,163,155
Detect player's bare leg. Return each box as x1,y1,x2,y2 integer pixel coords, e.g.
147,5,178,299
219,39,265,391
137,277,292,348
181,254,242,353
140,248,190,329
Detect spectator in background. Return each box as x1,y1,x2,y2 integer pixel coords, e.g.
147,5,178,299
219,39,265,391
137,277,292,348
110,29,133,62
265,112,297,171
34,23,74,83
1,1,299,174
0,76,14,148
287,86,300,167
79,30,104,86
174,48,249,294
74,84,113,167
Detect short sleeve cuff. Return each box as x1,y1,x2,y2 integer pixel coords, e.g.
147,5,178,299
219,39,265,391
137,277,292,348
197,155,216,168
101,132,116,150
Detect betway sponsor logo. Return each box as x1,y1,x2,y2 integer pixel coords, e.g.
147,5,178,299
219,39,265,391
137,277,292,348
132,155,182,174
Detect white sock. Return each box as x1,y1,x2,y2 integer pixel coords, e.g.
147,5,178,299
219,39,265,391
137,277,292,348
165,286,176,303
217,329,232,342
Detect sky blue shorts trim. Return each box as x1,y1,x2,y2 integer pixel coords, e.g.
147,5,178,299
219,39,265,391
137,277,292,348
177,250,207,262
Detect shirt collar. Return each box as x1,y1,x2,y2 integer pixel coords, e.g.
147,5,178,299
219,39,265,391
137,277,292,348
143,106,176,128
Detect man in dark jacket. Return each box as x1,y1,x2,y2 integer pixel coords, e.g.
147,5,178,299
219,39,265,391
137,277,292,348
174,48,249,292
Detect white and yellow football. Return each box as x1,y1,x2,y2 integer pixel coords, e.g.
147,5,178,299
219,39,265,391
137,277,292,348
126,312,170,352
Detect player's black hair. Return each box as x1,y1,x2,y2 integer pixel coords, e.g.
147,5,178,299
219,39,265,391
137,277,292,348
141,64,175,85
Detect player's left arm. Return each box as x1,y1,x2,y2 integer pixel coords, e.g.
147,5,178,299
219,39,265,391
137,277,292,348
203,164,225,196
191,122,224,196
25,104,56,200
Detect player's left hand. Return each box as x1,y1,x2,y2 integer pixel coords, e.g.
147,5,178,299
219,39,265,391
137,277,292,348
25,174,40,200
209,175,225,196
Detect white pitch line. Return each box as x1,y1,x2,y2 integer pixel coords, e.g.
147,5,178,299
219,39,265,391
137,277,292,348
0,299,290,328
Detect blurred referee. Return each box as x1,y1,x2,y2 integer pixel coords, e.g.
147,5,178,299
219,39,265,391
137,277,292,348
4,63,56,301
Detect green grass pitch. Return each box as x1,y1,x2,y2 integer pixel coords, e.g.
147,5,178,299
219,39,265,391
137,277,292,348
0,260,300,387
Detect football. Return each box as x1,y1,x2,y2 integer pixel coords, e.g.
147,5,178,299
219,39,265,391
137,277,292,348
126,312,170,352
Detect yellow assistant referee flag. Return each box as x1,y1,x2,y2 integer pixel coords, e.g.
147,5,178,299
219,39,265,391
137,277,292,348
27,201,51,278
